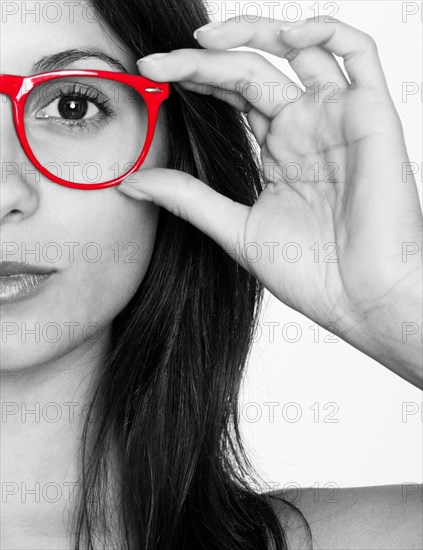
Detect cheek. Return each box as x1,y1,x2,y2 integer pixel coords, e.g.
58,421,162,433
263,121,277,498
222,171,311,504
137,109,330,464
0,194,160,371
67,194,159,312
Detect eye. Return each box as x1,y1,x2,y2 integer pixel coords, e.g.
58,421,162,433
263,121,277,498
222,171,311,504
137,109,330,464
36,94,101,121
31,82,116,133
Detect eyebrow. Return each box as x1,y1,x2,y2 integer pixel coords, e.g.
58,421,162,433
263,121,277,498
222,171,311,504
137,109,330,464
31,48,129,74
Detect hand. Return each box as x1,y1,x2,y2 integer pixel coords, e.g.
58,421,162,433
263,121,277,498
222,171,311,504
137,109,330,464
118,16,423,386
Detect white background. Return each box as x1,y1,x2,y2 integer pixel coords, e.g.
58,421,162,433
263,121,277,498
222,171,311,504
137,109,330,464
205,1,423,489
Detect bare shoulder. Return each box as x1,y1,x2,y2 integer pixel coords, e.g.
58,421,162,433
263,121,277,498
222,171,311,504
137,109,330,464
266,483,423,550
265,490,313,549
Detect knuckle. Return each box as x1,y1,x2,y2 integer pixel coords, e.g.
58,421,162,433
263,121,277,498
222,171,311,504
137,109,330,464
362,32,378,50
239,52,265,84
345,32,378,62
182,174,198,192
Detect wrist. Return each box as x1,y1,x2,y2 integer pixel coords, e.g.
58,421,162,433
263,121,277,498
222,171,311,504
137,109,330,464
338,284,422,389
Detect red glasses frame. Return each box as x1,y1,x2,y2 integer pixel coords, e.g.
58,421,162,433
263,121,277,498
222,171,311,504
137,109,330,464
0,70,171,190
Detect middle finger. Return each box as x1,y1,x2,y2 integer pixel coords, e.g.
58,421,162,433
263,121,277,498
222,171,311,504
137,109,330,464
194,16,350,90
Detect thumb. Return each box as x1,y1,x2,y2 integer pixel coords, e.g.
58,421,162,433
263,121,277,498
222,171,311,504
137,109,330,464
117,167,251,260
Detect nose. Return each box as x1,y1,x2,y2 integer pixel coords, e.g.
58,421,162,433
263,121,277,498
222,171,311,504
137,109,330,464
0,76,40,225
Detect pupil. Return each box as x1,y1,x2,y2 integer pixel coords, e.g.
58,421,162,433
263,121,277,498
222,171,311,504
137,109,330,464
58,96,88,120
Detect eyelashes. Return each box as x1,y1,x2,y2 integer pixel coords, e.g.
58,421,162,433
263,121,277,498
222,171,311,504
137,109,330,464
33,81,117,133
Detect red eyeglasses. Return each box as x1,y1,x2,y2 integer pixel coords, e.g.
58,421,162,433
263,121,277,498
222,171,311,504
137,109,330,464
0,70,171,190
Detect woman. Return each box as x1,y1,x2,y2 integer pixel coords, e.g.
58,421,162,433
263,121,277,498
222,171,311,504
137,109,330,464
1,0,421,548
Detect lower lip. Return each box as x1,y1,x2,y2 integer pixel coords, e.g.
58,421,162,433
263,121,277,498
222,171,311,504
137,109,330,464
0,273,55,305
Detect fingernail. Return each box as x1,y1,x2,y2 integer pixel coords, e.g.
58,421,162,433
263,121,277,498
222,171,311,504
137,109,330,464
193,21,224,40
137,53,169,65
278,20,307,33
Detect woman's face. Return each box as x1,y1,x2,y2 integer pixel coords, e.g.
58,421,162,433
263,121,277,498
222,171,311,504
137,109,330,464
0,1,167,371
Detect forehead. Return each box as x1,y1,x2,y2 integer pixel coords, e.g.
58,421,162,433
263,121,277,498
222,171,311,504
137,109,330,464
0,0,138,74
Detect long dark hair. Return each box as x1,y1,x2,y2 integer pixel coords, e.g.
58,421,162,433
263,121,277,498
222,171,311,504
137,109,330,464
73,0,312,548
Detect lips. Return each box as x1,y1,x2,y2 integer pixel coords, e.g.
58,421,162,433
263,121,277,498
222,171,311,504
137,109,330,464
0,261,56,277
0,262,56,305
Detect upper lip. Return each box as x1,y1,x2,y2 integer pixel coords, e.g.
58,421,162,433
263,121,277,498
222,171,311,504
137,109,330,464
0,261,56,277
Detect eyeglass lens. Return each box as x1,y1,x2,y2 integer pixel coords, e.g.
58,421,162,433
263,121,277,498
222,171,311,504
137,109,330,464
24,77,148,185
